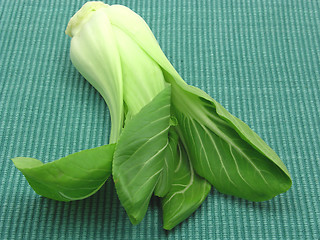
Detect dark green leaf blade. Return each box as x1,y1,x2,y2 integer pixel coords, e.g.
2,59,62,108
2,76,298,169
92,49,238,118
172,85,292,201
154,127,178,197
162,140,211,230
113,86,171,225
12,144,116,201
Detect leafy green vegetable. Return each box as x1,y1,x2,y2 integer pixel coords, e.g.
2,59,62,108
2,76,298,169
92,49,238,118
12,144,115,201
12,1,292,231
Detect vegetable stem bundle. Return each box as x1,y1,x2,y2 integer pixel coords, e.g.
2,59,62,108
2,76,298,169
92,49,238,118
12,2,292,230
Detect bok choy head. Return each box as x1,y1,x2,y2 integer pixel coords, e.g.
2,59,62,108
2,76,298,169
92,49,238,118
12,1,291,231
65,0,291,228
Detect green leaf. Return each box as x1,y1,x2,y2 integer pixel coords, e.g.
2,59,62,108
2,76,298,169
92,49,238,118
162,140,211,230
113,86,171,224
154,127,179,197
12,144,115,201
172,85,292,201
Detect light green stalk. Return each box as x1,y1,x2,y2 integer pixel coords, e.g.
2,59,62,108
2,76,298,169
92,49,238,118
65,2,166,141
66,2,123,143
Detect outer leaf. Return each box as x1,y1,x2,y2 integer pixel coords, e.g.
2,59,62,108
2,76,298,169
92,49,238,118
113,86,171,225
154,127,179,197
162,139,211,230
12,144,115,201
173,87,292,201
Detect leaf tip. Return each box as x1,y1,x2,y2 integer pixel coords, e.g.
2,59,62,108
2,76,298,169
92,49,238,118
128,215,142,226
12,157,43,169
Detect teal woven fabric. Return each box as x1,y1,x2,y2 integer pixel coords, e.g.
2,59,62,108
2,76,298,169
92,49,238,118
1,0,319,239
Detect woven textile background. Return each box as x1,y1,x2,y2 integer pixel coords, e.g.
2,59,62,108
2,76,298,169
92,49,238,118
1,0,319,239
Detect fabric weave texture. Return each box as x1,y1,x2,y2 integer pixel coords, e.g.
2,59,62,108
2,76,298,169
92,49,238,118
0,0,319,239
